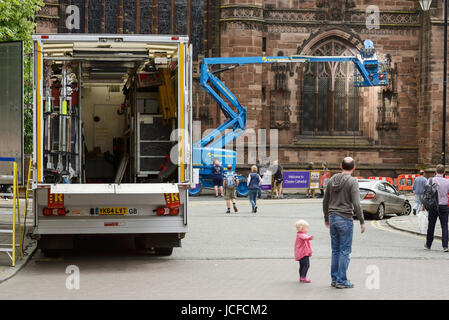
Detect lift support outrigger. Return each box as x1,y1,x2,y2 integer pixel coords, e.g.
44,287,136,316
189,40,389,196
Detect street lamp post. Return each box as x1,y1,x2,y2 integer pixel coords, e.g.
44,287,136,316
419,0,433,10
420,0,447,165
444,0,448,165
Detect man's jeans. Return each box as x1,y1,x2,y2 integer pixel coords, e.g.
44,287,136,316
248,189,258,210
329,214,354,285
426,205,449,249
413,194,423,211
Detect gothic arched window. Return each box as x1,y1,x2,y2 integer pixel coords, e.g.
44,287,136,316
301,38,360,135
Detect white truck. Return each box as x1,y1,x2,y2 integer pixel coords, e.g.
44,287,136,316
29,34,193,256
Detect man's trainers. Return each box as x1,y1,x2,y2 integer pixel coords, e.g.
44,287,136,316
424,244,431,250
254,206,257,213
300,278,311,283
233,205,238,213
336,281,354,289
331,281,336,287
444,248,449,252
226,209,231,214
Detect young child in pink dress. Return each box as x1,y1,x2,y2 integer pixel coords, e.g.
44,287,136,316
295,219,313,283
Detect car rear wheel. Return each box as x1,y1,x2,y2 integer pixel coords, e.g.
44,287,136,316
401,201,412,216
374,203,385,220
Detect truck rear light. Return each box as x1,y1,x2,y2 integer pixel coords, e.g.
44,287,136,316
41,35,49,39
155,207,180,216
171,37,179,40
364,191,376,200
43,207,65,216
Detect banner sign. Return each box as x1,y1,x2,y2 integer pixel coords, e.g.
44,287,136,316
259,170,331,190
48,189,64,209
282,171,310,189
164,193,181,208
309,171,321,189
260,171,272,190
320,171,331,188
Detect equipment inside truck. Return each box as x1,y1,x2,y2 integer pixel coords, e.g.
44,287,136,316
40,39,180,185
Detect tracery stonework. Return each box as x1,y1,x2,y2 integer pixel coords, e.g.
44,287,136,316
316,0,352,21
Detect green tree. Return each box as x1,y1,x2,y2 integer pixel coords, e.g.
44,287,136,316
0,0,44,154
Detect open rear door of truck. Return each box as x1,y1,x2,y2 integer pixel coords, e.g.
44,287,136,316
0,41,24,184
180,43,193,186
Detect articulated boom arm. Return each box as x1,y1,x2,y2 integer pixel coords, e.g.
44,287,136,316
197,41,388,150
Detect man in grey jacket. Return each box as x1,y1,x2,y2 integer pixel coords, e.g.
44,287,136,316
323,157,365,289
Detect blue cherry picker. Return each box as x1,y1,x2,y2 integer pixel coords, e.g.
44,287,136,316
189,40,388,196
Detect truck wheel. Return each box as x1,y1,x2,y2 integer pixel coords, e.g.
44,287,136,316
154,247,173,256
134,236,147,251
41,249,62,258
374,203,385,220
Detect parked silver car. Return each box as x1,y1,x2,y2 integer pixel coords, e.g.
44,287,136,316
358,179,411,220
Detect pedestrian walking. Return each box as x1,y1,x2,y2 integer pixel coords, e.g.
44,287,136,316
212,160,224,198
272,160,283,199
412,170,427,215
306,162,314,198
319,161,329,198
247,165,262,213
294,220,313,283
223,164,238,214
256,160,264,199
323,157,365,289
423,165,449,251
256,160,264,175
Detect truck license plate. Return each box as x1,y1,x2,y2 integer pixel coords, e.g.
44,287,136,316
98,207,127,215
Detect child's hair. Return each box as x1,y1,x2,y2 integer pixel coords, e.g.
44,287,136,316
296,219,309,232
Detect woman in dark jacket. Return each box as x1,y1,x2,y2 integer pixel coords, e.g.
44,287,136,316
247,165,262,213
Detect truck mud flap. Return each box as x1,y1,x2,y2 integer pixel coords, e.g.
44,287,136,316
39,234,75,250
134,233,181,249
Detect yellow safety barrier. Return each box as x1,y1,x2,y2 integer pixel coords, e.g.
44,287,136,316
0,157,23,266
23,158,32,251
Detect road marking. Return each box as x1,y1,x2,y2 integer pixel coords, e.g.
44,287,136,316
370,220,424,240
189,199,324,207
